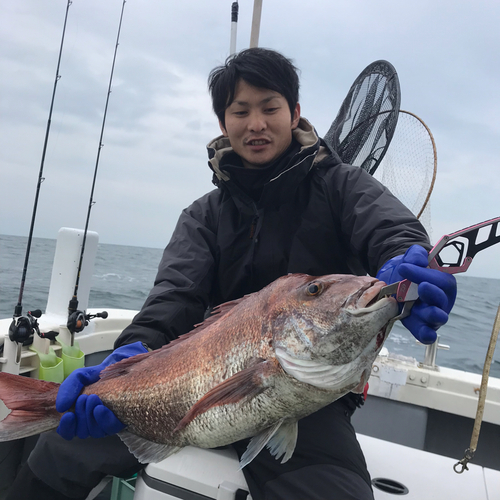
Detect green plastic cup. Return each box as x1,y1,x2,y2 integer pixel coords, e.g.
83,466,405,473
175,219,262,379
30,347,64,383
58,340,85,379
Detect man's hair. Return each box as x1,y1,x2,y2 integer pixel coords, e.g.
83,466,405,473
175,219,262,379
208,47,300,127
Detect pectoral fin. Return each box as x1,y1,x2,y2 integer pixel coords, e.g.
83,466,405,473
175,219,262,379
239,419,298,469
175,359,279,432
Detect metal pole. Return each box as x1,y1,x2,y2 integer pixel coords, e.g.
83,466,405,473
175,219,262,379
249,0,262,48
230,2,238,55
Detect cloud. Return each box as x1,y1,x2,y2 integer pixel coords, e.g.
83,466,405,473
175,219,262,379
1,0,499,278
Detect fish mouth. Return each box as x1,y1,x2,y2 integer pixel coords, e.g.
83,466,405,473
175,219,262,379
348,280,398,316
353,281,398,349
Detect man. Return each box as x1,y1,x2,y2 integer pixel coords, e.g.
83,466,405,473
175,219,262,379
8,48,456,500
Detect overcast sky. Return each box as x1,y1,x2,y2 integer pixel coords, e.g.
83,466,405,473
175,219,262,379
1,0,499,279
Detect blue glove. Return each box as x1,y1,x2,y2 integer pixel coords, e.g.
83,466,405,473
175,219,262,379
377,245,457,344
56,341,148,440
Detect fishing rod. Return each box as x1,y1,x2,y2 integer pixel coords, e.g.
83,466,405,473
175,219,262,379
66,0,128,337
9,0,73,350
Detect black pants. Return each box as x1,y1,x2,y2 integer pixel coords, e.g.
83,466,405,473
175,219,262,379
5,433,144,500
6,400,373,500
234,400,374,500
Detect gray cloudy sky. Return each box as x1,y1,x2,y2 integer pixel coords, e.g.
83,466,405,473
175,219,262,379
1,0,499,278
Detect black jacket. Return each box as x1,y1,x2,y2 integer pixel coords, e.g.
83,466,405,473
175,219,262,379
116,118,430,350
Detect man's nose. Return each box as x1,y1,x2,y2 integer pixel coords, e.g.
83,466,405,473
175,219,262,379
247,112,266,132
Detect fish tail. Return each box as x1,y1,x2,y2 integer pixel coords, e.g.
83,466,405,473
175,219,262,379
0,372,61,441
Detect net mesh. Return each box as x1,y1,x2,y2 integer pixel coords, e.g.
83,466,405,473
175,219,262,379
373,110,437,239
324,61,436,239
324,60,400,175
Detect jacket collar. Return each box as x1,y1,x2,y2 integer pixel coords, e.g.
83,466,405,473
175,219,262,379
206,117,320,184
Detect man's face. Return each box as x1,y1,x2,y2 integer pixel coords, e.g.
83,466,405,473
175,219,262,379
219,79,300,169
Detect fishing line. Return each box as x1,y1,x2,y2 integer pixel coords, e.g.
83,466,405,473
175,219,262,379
67,0,127,334
9,0,73,348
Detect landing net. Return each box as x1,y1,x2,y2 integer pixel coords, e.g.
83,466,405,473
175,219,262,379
373,110,437,239
324,60,400,175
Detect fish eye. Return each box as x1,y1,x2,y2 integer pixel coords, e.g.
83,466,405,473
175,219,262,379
306,282,322,296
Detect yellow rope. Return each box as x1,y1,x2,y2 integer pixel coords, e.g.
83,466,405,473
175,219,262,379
454,304,500,473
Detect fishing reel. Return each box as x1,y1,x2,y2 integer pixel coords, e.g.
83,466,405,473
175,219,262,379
67,310,108,334
9,309,42,345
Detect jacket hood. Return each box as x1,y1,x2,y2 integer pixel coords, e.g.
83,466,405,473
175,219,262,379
206,117,325,183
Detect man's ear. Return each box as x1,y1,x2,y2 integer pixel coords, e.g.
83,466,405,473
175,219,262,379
291,103,301,129
219,119,228,137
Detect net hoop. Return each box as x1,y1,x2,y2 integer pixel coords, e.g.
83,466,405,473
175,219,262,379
398,110,437,219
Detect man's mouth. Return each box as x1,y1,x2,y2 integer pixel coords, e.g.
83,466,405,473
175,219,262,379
246,139,270,146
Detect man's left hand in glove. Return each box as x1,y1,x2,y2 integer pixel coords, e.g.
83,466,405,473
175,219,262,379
377,245,457,344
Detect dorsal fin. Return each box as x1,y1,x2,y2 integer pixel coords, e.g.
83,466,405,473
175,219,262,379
99,351,151,381
165,296,248,348
100,296,250,381
193,297,248,333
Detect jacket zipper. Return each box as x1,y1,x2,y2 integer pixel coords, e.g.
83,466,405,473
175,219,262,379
249,201,259,239
249,216,258,239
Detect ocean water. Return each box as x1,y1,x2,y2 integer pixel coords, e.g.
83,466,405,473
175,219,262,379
1,233,499,378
